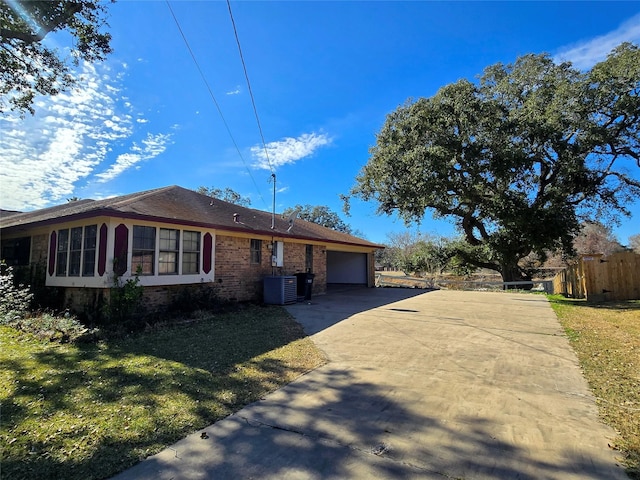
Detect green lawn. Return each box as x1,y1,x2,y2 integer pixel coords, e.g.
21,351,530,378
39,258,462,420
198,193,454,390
549,296,640,479
0,305,326,480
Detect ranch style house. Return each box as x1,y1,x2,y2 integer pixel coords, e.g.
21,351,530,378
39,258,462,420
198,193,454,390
0,186,382,314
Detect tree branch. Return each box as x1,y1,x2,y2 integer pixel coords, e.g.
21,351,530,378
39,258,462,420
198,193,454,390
461,210,489,245
455,249,498,272
0,28,42,44
1,3,83,44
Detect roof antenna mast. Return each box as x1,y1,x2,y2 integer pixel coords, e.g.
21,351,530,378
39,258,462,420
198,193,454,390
270,173,276,229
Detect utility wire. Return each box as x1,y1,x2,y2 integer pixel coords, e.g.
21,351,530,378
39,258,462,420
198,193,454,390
226,0,276,175
165,1,268,209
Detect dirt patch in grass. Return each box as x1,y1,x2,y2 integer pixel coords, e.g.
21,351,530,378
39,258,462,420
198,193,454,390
549,296,640,478
0,305,326,480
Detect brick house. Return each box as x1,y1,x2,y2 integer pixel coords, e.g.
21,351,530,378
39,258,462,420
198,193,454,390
0,186,382,313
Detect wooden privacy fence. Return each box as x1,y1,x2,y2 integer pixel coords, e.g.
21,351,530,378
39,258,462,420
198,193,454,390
553,252,640,302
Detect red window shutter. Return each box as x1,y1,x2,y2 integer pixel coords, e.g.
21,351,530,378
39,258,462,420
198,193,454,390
48,231,57,276
114,224,129,276
97,223,108,276
203,233,212,274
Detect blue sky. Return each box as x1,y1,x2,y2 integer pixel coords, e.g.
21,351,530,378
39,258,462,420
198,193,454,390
1,1,640,245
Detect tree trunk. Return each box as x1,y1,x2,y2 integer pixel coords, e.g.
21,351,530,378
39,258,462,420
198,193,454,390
500,263,532,290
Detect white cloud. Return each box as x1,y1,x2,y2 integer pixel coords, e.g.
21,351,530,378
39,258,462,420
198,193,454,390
555,13,640,69
0,60,170,211
226,86,241,95
95,133,173,183
251,132,332,170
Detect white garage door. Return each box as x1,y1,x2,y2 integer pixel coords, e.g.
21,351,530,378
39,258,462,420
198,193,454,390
326,251,367,284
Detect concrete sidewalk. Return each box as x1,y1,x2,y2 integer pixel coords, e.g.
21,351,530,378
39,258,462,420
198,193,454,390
112,288,626,479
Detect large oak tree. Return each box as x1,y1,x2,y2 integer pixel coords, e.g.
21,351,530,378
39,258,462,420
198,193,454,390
0,0,112,115
348,43,640,282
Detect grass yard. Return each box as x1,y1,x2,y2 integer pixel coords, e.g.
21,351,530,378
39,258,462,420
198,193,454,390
0,305,326,480
548,296,640,479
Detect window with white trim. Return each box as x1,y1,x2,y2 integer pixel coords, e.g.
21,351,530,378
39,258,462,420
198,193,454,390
159,228,179,275
132,226,204,276
55,225,97,277
83,225,97,276
250,239,262,264
132,226,156,275
69,227,83,276
182,231,200,274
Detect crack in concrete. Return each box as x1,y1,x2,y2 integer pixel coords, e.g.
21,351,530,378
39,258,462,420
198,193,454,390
237,414,453,478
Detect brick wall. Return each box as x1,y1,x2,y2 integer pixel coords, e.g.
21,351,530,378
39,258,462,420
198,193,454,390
63,287,106,320
214,235,271,302
62,235,330,314
214,235,327,301
311,245,327,295
272,243,326,296
62,283,224,320
135,284,222,312
31,234,49,264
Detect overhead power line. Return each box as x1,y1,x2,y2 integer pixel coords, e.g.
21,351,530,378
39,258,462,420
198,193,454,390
226,0,276,175
165,0,268,209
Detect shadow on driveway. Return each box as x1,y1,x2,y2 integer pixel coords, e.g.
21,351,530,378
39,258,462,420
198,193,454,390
113,364,624,480
286,285,431,335
113,289,627,480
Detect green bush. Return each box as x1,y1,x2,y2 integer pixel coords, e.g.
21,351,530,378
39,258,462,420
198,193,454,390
104,268,146,330
10,311,95,343
1,261,95,342
0,261,33,324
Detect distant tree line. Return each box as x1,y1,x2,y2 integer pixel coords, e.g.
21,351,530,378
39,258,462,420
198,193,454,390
378,222,638,278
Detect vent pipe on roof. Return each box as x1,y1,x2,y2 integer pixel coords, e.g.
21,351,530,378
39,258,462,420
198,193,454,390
233,213,239,223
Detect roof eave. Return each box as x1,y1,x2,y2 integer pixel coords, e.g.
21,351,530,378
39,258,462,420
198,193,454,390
1,208,383,249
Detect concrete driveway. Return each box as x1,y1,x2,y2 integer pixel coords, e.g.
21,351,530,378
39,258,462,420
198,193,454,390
113,288,626,479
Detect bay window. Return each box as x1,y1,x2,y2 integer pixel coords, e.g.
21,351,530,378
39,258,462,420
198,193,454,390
159,228,179,274
55,225,97,277
132,226,156,275
83,225,97,276
132,226,202,276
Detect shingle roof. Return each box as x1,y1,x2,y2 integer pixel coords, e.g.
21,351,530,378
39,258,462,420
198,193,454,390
0,186,382,249
0,209,23,217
